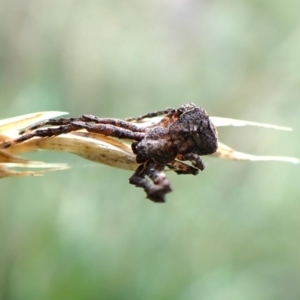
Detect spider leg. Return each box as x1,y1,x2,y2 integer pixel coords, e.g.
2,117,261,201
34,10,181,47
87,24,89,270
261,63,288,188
2,121,145,148
75,121,145,140
126,108,175,122
3,124,80,147
177,153,205,171
20,116,144,134
167,160,199,175
19,118,80,134
80,115,145,132
129,162,172,203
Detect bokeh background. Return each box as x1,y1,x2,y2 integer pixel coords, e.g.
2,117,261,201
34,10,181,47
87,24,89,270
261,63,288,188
1,0,300,299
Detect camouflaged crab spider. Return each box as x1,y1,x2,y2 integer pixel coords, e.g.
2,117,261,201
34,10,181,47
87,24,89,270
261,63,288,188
3,103,218,203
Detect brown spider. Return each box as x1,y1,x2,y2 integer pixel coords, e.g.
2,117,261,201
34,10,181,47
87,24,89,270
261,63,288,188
2,103,218,203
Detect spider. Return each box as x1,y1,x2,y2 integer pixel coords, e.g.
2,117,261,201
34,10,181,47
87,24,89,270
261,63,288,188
2,103,218,203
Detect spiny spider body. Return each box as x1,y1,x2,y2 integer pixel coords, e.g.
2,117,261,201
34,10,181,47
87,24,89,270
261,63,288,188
2,103,218,203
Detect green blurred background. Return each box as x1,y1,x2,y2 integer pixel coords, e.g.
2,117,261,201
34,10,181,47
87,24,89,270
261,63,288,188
1,0,300,299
